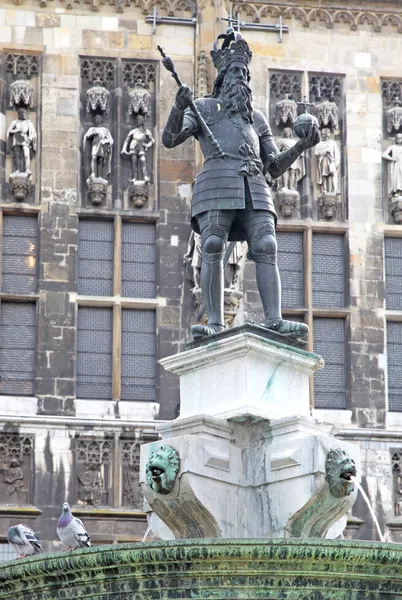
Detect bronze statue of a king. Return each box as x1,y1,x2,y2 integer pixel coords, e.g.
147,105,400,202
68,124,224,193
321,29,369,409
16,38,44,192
162,28,320,340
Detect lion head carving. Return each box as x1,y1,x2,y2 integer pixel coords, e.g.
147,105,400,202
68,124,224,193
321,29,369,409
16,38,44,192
145,445,180,495
326,448,357,498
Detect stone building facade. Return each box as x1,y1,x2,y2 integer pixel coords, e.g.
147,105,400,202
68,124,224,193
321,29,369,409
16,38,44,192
0,0,402,555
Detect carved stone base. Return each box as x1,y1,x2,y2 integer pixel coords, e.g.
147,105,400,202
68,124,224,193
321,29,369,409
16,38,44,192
276,188,298,219
129,179,149,208
317,192,341,220
390,195,402,224
9,172,31,201
86,176,108,206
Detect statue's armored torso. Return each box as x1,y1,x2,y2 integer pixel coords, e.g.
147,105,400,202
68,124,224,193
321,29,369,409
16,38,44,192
185,98,275,219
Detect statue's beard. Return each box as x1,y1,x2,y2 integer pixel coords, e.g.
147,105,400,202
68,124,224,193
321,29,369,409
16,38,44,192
222,78,253,123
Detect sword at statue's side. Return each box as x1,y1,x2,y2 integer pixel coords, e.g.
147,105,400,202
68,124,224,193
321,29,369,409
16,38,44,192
157,45,225,159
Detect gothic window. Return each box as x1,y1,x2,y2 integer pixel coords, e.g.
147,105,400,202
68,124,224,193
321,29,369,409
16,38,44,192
387,322,402,412
385,236,402,411
0,212,38,396
384,237,402,311
276,225,349,409
76,217,157,402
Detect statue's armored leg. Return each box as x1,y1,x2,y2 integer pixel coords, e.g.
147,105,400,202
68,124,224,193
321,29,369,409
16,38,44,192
191,213,230,339
246,215,308,337
23,145,31,175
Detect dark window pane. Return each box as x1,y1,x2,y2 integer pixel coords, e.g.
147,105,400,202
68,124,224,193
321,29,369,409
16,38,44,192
385,238,402,310
121,309,156,401
387,321,402,411
2,215,37,294
77,307,112,399
78,221,113,296
313,318,346,409
277,232,303,308
0,302,36,396
122,223,156,298
312,234,344,308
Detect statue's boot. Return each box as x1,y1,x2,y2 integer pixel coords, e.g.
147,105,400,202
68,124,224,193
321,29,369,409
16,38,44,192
263,317,309,338
191,323,225,340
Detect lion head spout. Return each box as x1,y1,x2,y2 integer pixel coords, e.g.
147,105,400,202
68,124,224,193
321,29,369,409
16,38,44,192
145,445,180,495
326,448,357,498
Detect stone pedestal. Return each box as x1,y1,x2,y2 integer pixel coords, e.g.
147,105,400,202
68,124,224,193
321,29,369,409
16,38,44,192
317,191,341,220
160,325,323,421
276,188,298,219
140,325,360,541
86,176,107,205
129,179,149,208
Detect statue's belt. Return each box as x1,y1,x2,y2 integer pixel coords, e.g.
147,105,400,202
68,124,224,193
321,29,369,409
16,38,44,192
204,152,263,177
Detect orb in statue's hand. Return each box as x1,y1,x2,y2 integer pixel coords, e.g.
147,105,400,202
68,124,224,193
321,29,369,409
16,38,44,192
294,113,319,138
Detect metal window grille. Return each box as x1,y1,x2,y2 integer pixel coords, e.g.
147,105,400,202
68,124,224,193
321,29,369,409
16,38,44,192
385,238,402,311
121,309,156,401
387,321,402,411
277,232,304,308
312,234,344,308
0,543,17,562
0,302,36,396
313,318,346,409
2,215,37,294
122,223,156,298
77,307,113,400
78,221,114,297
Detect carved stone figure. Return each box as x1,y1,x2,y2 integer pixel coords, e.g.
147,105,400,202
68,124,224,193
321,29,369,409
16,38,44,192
315,128,340,194
383,134,402,198
2,459,24,497
84,114,113,180
7,107,37,175
162,27,319,340
121,439,142,509
83,114,114,205
145,445,180,495
325,448,357,498
121,114,154,182
0,435,32,504
276,127,305,191
77,464,103,506
386,97,402,135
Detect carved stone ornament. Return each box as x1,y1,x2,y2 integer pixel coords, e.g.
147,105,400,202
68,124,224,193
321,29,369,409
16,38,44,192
196,50,209,98
121,439,142,508
386,98,402,134
9,80,34,109
129,180,149,208
314,97,339,132
325,448,356,498
128,81,152,117
317,192,340,221
86,78,110,115
390,195,402,224
9,172,31,201
277,189,298,219
275,94,298,129
0,434,33,504
75,438,111,507
87,177,108,206
145,445,180,495
224,288,243,326
392,451,402,515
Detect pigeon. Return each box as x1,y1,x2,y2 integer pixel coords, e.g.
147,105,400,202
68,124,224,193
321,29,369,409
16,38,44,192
7,524,43,558
57,502,91,550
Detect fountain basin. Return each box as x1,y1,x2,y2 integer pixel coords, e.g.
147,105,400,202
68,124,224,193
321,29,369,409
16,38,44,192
0,538,401,599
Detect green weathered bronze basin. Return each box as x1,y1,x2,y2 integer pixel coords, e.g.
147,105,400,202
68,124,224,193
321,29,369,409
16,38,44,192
0,538,401,599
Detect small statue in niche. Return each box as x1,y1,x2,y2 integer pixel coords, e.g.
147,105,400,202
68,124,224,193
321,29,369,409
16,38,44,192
7,107,37,175
7,107,37,202
383,133,402,224
1,459,24,497
83,114,114,206
315,127,341,220
77,463,104,506
121,114,154,182
274,127,305,219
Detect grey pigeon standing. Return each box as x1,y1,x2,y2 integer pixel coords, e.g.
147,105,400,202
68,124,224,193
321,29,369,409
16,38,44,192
7,524,43,558
57,502,91,550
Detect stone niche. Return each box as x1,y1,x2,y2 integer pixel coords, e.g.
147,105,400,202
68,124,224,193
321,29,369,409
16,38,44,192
74,436,113,507
3,53,41,204
0,434,34,506
79,57,157,211
381,80,402,224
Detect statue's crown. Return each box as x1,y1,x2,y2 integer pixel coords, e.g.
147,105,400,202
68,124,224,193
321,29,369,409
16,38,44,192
210,27,252,74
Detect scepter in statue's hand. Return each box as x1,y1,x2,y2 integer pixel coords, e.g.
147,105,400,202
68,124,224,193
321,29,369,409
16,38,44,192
157,45,224,158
